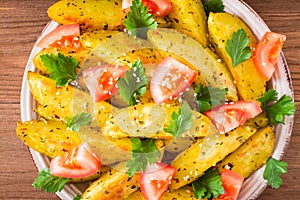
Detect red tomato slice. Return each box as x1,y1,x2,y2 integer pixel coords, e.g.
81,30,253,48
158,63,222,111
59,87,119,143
50,144,101,179
36,24,80,48
204,100,262,133
140,162,176,200
83,65,129,102
216,170,244,200
122,0,172,17
254,32,286,81
50,35,81,49
150,57,196,104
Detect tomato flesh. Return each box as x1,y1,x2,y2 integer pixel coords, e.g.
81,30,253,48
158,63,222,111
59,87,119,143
216,169,244,200
83,65,129,102
50,144,101,179
254,32,286,81
36,24,80,49
140,162,176,200
150,57,196,104
122,0,172,17
204,100,262,133
50,35,81,49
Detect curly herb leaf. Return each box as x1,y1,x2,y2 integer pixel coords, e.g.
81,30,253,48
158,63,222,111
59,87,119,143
203,0,225,16
66,112,92,132
226,28,252,67
263,157,288,189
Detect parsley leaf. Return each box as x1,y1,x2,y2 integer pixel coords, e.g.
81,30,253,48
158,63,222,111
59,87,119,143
258,89,296,125
117,59,148,106
40,52,78,86
66,112,92,132
203,0,225,16
195,84,228,113
73,194,81,200
263,157,288,189
225,28,252,67
32,168,69,193
164,102,193,138
124,0,158,38
127,138,161,177
192,168,224,199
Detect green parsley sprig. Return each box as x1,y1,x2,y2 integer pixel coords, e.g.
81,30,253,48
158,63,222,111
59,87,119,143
40,52,78,86
73,194,82,200
203,0,225,16
226,28,252,67
263,157,288,189
66,112,92,132
164,102,193,138
117,59,148,106
126,138,161,177
32,168,69,193
258,89,296,125
124,0,158,38
195,84,228,113
192,168,224,199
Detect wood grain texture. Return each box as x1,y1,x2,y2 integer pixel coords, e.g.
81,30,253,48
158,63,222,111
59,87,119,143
0,0,299,199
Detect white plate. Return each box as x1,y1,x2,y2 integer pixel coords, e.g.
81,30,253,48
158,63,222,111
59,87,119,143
21,0,294,199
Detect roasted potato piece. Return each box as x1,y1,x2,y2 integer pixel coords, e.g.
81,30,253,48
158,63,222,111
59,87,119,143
147,28,238,101
125,186,198,200
70,165,111,183
167,0,209,46
33,47,89,74
217,126,274,178
170,125,257,191
79,30,120,50
244,112,269,129
208,13,266,100
81,163,140,200
27,72,95,120
48,0,126,31
16,120,81,158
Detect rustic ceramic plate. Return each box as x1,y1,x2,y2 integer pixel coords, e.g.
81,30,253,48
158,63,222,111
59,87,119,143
20,0,294,199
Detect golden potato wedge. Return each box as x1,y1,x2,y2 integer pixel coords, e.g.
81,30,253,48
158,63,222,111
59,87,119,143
167,0,209,46
208,13,266,100
244,112,269,129
79,30,120,50
70,165,111,183
27,72,95,120
81,163,140,200
16,120,81,158
48,0,126,31
217,126,274,178
33,47,89,74
170,125,257,190
125,186,198,200
147,28,238,101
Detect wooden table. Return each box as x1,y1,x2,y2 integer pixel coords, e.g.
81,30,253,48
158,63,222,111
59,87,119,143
0,0,299,199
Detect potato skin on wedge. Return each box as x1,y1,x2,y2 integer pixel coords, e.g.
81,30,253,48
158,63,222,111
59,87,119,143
217,126,274,178
170,125,257,191
16,120,82,158
167,0,209,46
208,13,266,100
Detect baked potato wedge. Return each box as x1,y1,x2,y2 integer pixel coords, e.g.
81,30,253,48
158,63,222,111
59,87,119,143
16,119,82,158
27,72,95,120
217,126,274,178
167,0,209,46
125,186,198,200
81,163,140,200
147,28,238,101
208,13,266,100
48,0,126,31
170,125,257,190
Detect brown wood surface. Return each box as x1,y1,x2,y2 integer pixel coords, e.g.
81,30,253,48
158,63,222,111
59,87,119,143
0,0,299,199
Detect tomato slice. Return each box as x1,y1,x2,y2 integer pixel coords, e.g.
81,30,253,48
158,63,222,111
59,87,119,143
216,170,244,200
140,162,176,200
150,57,196,104
50,35,81,49
83,65,129,102
204,100,262,133
36,24,80,48
122,0,172,17
50,144,101,179
254,32,286,81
